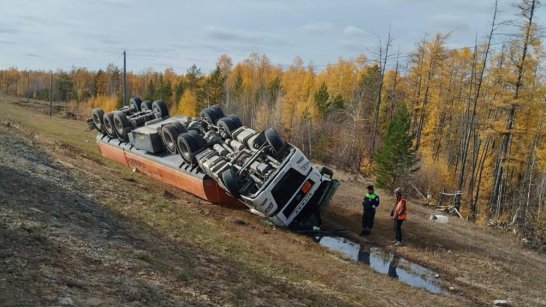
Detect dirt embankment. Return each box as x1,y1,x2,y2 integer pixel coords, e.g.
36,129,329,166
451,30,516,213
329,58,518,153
0,123,347,306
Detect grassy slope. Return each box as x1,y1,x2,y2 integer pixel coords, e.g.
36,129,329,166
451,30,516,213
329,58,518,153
3,95,543,305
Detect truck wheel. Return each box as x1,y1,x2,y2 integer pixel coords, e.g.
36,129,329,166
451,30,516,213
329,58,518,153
141,100,153,112
210,105,225,119
161,123,187,154
221,167,241,197
92,108,105,133
319,166,333,178
227,114,242,128
171,121,187,134
113,111,131,142
265,128,284,153
217,117,240,137
152,100,169,118
129,97,142,111
103,112,118,138
177,131,206,166
200,107,221,125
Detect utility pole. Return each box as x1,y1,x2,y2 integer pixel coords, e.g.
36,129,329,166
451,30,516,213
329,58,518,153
49,71,53,116
123,50,127,106
27,70,30,103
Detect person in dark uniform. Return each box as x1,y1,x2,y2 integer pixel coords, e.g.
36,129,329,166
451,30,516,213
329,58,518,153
361,185,380,235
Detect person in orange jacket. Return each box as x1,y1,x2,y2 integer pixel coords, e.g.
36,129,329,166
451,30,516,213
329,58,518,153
391,187,407,246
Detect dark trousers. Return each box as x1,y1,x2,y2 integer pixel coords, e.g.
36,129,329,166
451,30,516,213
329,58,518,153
362,209,376,231
394,219,404,242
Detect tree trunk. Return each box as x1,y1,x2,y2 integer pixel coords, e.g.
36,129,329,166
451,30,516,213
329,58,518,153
371,30,391,152
490,0,537,217
455,2,498,210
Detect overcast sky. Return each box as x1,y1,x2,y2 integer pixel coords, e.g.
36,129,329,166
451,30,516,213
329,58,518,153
0,0,544,73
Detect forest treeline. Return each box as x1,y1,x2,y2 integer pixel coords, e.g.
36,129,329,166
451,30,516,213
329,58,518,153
1,0,544,244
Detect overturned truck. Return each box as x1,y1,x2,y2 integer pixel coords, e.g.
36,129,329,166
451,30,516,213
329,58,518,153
88,97,339,229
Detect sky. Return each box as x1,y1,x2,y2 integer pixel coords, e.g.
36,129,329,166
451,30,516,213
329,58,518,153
0,0,544,73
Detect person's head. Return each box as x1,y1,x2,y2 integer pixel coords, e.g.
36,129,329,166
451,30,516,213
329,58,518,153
367,185,374,193
394,187,402,198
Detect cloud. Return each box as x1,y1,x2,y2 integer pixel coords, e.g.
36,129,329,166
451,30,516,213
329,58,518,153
340,40,377,53
341,26,377,52
83,32,123,47
0,22,20,34
25,53,42,58
17,14,70,28
341,40,364,52
0,39,17,45
302,22,334,33
429,14,471,32
91,0,137,8
390,0,438,3
343,26,370,37
203,25,285,46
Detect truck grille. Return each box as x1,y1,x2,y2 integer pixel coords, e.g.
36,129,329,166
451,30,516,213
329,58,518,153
282,190,305,218
271,168,306,209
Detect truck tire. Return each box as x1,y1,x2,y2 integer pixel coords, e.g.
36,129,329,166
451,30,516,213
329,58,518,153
319,166,333,178
210,105,225,119
227,114,242,128
152,100,169,118
200,107,222,125
187,130,206,148
103,112,118,138
92,108,105,133
265,128,284,153
177,131,206,166
221,167,241,197
113,111,131,142
217,117,241,137
171,121,187,134
161,123,187,154
141,100,153,112
129,97,142,111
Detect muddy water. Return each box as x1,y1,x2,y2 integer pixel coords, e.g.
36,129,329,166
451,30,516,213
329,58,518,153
316,236,444,294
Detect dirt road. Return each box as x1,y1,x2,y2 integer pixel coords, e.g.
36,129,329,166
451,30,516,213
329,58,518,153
1,96,545,306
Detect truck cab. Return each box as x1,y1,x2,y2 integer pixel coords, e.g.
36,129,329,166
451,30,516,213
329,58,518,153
192,122,338,228
240,146,338,228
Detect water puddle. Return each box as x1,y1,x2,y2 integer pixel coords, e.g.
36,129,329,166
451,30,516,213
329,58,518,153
316,236,444,294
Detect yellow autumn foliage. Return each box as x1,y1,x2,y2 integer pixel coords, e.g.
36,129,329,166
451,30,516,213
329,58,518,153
86,95,119,112
177,90,197,116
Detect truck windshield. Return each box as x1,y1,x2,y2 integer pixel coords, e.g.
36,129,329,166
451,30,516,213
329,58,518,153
271,168,306,207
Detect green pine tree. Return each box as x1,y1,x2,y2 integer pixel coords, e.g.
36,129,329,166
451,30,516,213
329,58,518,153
374,104,416,188
146,79,156,101
314,82,330,117
329,94,344,110
174,80,186,105
205,66,226,107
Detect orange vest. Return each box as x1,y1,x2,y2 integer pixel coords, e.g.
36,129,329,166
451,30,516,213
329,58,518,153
394,197,407,220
